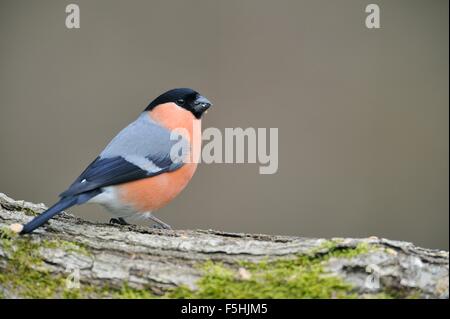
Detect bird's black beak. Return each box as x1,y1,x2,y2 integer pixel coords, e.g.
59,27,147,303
193,95,212,118
195,95,212,110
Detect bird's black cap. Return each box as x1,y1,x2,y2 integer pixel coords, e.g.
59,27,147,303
145,88,212,119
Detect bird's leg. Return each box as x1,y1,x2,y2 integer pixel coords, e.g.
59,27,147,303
109,217,129,225
148,214,172,230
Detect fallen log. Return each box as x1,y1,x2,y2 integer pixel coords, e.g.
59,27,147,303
0,192,448,299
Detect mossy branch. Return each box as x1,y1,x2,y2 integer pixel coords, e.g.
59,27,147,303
0,192,448,299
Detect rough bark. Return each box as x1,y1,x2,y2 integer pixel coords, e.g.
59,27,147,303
0,192,448,299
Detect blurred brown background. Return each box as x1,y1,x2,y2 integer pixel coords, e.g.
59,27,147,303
0,0,448,249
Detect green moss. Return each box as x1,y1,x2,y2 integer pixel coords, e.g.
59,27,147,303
383,287,421,299
166,242,373,299
0,227,158,298
113,284,156,299
22,207,38,217
41,239,90,256
1,228,63,298
0,228,89,298
310,240,370,258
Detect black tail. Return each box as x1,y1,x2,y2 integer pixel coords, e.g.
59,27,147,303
21,198,77,234
20,190,101,234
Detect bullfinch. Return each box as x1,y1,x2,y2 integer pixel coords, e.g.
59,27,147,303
10,88,212,234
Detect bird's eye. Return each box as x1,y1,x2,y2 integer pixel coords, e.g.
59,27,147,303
177,99,185,106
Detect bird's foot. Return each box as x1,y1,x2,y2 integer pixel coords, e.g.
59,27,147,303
148,214,172,230
109,217,129,225
150,223,172,230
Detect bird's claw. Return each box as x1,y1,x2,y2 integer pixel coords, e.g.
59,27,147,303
151,222,172,230
109,218,128,225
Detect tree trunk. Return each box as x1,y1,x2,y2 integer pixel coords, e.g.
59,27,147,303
0,192,448,299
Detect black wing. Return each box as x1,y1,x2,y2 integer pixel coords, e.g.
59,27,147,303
59,155,182,198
